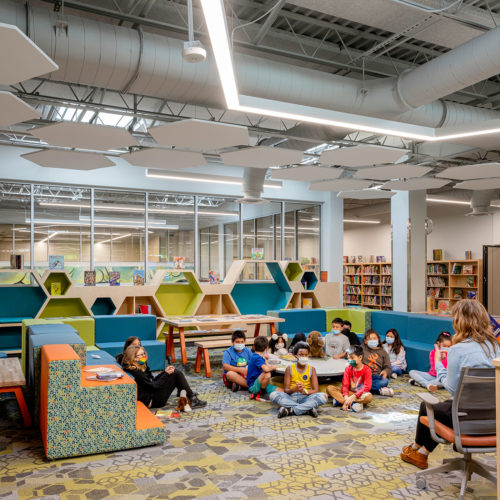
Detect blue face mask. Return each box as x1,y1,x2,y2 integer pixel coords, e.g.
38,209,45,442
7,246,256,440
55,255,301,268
367,340,379,349
386,337,395,345
332,329,341,335
348,359,357,367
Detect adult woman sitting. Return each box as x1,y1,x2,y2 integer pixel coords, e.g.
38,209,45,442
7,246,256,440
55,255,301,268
401,299,499,469
115,336,141,366
122,345,206,409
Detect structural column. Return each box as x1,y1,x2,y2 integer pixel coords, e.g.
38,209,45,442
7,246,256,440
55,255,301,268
321,193,344,304
391,190,427,312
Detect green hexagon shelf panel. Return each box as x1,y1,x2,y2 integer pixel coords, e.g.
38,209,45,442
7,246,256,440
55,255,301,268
155,271,203,316
38,297,91,318
42,270,72,296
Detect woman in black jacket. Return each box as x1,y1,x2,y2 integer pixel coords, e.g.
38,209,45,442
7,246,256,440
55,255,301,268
122,345,206,409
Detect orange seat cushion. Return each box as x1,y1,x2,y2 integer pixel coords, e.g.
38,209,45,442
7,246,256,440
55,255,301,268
420,416,496,447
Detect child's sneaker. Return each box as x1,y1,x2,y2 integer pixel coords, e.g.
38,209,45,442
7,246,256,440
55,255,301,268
259,390,270,401
427,384,438,392
332,399,341,408
391,373,398,379
277,407,292,419
380,387,394,397
307,408,318,418
249,393,261,401
351,403,363,412
231,382,240,392
409,379,417,386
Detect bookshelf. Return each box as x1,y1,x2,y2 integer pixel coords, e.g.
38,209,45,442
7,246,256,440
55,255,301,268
343,262,392,310
426,259,482,313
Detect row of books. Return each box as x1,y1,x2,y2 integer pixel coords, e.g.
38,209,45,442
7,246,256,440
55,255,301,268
427,287,445,298
344,294,361,304
362,276,380,284
381,265,392,275
82,270,145,287
381,286,392,295
344,285,362,294
427,264,448,275
361,265,382,274
381,276,392,285
344,276,362,284
344,256,387,263
451,263,475,275
452,289,478,299
381,297,392,306
363,296,380,305
344,266,362,275
427,276,447,286
363,286,379,295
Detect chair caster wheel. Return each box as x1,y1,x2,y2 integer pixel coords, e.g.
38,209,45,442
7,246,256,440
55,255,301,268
416,478,426,490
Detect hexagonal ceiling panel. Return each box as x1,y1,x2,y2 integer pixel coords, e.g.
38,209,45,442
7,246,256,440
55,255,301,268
121,148,206,169
320,145,409,167
354,164,432,180
220,146,303,168
454,178,500,190
381,178,450,190
0,91,40,127
436,162,500,180
309,179,373,191
149,119,249,150
337,189,395,199
21,150,115,170
270,165,342,181
0,23,58,85
30,122,138,150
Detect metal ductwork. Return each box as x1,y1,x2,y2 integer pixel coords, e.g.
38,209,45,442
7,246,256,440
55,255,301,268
2,1,500,130
466,190,499,216
238,168,269,204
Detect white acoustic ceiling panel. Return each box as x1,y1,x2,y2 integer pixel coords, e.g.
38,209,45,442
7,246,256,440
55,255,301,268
21,150,115,170
309,179,373,191
149,119,249,150
454,178,500,190
270,166,342,181
220,146,303,168
337,189,395,199
0,91,40,126
320,145,409,167
0,23,58,85
436,162,500,180
122,148,206,169
30,122,139,150
381,178,450,190
354,164,432,180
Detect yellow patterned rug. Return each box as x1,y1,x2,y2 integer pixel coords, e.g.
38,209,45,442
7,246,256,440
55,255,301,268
0,361,496,499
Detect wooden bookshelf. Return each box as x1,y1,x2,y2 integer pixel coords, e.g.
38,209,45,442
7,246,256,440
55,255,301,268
343,262,392,310
426,259,482,313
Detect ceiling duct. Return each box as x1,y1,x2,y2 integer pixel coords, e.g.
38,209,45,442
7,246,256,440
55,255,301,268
465,189,499,216
237,168,269,204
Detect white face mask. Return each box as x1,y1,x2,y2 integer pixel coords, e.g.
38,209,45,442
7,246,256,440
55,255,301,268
233,343,244,352
276,342,285,349
297,356,309,365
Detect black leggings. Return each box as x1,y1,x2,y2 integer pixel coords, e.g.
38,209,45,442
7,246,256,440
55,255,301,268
151,370,193,407
415,399,453,452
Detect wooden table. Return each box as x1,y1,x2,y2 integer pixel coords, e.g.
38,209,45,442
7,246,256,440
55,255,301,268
493,357,500,500
0,357,31,427
160,314,285,365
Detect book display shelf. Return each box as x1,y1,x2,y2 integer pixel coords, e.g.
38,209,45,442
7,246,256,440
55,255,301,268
343,263,392,310
426,259,482,313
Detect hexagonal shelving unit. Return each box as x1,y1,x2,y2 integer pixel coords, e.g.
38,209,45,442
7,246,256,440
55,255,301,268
42,270,73,296
302,271,318,291
155,271,203,316
38,297,91,318
90,297,116,315
284,262,303,282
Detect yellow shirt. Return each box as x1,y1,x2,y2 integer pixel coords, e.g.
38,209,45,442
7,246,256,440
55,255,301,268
290,362,312,391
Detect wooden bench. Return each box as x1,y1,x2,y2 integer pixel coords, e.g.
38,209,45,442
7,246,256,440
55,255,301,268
0,358,31,427
194,338,254,378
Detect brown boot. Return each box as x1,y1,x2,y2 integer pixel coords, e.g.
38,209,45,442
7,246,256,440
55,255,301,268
401,444,419,456
400,448,428,469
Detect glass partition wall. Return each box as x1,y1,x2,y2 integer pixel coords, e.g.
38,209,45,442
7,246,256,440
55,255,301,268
0,182,322,281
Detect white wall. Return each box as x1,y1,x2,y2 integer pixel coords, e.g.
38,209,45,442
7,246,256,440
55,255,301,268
343,223,392,260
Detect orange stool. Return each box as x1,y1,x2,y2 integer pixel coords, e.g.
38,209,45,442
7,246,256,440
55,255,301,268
0,358,31,427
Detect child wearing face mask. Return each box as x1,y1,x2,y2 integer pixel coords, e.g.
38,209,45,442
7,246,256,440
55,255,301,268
382,328,407,379
327,345,373,412
362,329,394,397
269,333,289,356
409,331,452,392
222,330,253,392
269,341,328,418
324,318,350,359
341,320,361,346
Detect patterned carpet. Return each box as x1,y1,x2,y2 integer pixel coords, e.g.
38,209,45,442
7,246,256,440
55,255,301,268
0,352,497,500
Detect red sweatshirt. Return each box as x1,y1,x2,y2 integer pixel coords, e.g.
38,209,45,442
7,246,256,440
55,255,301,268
342,364,372,398
428,348,448,377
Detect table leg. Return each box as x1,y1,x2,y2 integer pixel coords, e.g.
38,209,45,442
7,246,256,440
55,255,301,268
179,327,187,365
203,348,211,378
166,326,176,363
269,322,276,336
5,387,31,427
254,323,261,337
194,347,202,373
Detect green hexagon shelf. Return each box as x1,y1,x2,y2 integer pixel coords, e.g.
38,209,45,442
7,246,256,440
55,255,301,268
42,270,73,296
284,262,303,282
155,271,203,316
38,297,91,318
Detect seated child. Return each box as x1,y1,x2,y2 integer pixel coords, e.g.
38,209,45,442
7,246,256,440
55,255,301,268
383,328,407,378
115,336,141,365
288,332,306,353
325,318,350,359
222,330,253,392
247,336,280,400
342,320,361,346
327,345,373,412
269,333,289,356
409,331,451,392
362,329,394,397
270,341,328,418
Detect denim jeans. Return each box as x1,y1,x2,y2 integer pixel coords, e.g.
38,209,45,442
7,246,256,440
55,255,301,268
370,374,389,394
409,370,442,389
392,366,404,375
269,391,328,415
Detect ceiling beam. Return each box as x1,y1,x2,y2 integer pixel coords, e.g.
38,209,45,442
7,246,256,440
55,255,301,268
253,0,287,45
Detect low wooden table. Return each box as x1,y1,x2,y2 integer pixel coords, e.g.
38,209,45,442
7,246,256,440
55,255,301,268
0,357,31,427
160,314,285,365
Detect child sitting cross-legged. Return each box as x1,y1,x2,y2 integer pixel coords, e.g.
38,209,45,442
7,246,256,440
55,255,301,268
325,318,350,359
327,345,373,412
222,330,252,392
362,329,394,397
342,320,361,346
269,341,328,418
382,328,407,379
246,336,281,401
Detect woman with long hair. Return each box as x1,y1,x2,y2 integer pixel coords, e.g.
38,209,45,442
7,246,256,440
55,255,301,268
122,345,206,409
115,336,141,365
401,299,499,469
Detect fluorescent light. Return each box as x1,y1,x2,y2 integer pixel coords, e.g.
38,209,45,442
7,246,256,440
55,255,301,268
426,197,470,206
343,219,381,224
98,233,131,244
145,169,282,189
39,231,58,243
201,2,500,143
26,217,179,230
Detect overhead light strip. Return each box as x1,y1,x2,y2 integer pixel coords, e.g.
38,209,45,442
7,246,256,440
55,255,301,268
199,0,500,143
343,219,381,224
426,197,470,205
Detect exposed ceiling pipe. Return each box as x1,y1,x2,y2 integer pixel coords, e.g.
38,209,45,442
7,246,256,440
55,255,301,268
239,168,269,204
2,0,500,129
466,189,499,216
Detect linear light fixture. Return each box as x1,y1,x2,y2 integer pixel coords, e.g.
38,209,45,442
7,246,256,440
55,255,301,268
200,0,500,143
343,219,381,224
38,231,58,243
26,217,179,230
426,197,470,205
97,233,131,244
146,169,282,189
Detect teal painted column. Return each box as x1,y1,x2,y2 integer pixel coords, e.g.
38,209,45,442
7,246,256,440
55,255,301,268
391,191,427,312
